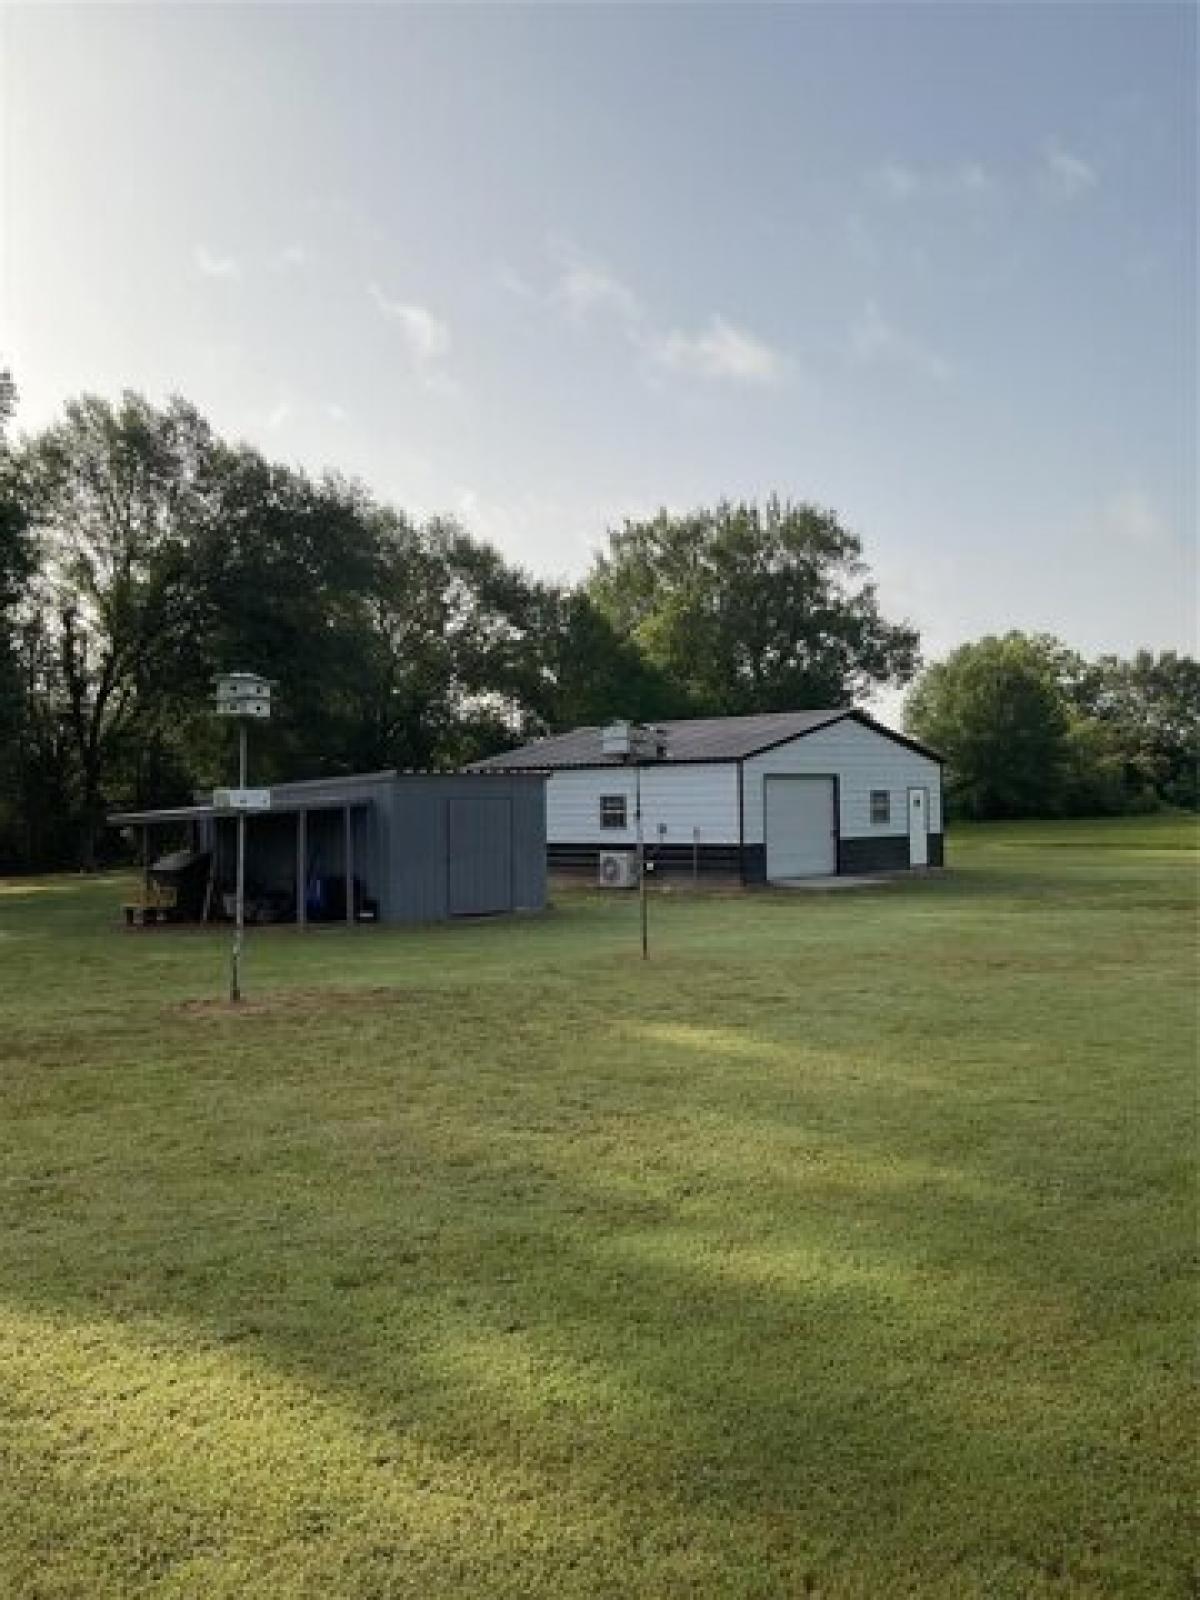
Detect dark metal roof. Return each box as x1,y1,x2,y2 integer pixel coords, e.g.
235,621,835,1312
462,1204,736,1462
467,709,942,770
108,767,544,828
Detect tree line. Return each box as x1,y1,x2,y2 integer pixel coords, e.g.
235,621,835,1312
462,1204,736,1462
905,632,1198,821
0,385,918,868
0,380,1193,869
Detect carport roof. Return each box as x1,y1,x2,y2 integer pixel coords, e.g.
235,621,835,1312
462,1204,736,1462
108,798,370,826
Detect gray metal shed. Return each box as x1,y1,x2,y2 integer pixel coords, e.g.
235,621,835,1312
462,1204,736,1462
109,770,546,925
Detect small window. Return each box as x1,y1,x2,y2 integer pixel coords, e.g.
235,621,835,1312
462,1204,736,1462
600,794,627,830
870,790,891,825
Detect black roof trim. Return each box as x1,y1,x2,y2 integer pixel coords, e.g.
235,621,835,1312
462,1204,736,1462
749,710,945,766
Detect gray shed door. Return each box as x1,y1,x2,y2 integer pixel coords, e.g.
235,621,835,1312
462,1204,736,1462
765,776,836,880
447,796,513,915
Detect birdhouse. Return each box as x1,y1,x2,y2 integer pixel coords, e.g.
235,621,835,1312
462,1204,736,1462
214,672,272,720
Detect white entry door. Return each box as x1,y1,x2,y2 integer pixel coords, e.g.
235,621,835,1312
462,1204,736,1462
907,786,929,867
765,776,836,880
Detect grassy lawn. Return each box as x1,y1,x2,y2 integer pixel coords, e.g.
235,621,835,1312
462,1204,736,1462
0,816,1195,1598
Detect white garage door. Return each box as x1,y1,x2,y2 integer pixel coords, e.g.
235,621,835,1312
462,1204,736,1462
765,776,836,880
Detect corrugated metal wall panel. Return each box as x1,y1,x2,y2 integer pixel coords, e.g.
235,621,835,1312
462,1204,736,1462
545,764,740,846
510,780,548,910
387,774,547,923
389,785,448,922
447,796,513,914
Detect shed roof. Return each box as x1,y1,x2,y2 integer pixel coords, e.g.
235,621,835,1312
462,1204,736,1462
467,709,942,771
108,766,544,829
108,797,373,827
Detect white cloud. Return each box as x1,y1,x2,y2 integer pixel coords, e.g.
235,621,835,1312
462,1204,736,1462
325,402,349,424
540,240,787,386
545,236,643,326
368,284,451,361
876,146,1096,208
652,315,784,385
195,246,240,281
1040,141,1099,199
554,260,642,323
849,300,952,384
264,399,293,430
275,243,309,269
871,159,995,204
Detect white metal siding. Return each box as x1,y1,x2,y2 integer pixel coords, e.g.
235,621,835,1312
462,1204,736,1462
546,764,739,845
742,720,942,843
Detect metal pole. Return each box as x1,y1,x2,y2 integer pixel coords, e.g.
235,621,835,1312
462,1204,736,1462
693,826,699,888
636,764,648,960
230,722,247,1004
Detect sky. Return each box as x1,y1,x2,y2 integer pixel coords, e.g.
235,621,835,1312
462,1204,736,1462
2,2,1196,675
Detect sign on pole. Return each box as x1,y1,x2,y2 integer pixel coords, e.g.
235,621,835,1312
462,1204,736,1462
214,787,272,812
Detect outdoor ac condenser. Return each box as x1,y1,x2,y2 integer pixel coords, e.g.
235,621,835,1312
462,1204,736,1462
597,849,638,889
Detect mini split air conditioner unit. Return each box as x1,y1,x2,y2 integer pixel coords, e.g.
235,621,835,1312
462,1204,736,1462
597,849,638,889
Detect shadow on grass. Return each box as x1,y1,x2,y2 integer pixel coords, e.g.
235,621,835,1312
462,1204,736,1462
0,849,1195,1595
1,999,1193,1597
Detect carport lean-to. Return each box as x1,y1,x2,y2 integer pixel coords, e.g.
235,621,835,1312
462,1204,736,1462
109,794,371,927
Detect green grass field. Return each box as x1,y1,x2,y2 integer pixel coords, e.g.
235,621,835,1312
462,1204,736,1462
1,816,1195,1598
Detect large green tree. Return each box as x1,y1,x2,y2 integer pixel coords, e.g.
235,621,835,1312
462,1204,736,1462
357,522,685,767
13,393,219,864
0,370,27,597
522,588,686,733
352,515,557,771
588,497,919,714
904,634,1071,819
0,370,37,866
0,370,31,641
1068,651,1200,810
176,446,383,787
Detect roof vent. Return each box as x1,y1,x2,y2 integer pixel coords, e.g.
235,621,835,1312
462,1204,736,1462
602,721,666,761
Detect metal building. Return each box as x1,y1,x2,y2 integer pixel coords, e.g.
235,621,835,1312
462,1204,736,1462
109,770,546,925
468,710,944,883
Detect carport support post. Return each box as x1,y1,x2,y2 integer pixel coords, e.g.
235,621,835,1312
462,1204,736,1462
230,723,247,1005
344,803,354,926
295,809,307,927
